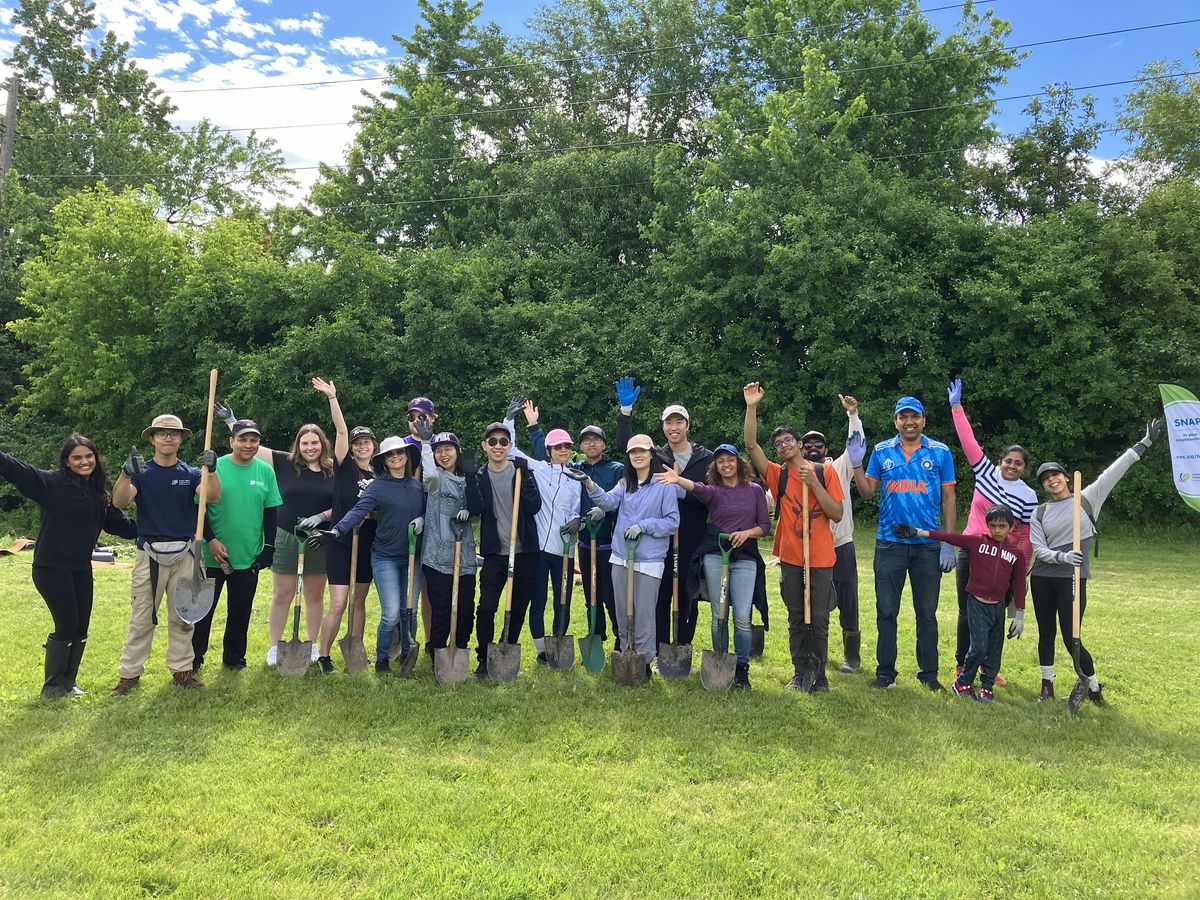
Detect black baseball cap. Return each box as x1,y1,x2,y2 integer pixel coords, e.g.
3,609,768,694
349,426,376,443
578,425,607,442
231,419,262,438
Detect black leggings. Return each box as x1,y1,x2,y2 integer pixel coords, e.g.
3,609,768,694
32,565,94,641
1030,574,1094,677
423,565,475,649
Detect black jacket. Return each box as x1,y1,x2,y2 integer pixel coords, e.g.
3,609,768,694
685,524,770,629
0,451,137,571
471,457,542,557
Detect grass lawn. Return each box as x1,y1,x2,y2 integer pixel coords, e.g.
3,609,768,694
0,527,1197,898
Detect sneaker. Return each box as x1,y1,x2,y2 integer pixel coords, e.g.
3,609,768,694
784,675,805,691
922,679,946,693
318,656,335,674
812,672,829,693
1088,683,1107,706
951,681,976,699
977,687,994,703
266,645,278,667
310,643,319,662
172,670,204,688
536,652,548,666
374,659,390,675
1038,679,1055,702
222,661,247,671
110,675,140,697
869,676,896,689
993,673,1007,687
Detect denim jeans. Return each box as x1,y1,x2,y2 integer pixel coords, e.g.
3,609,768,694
702,554,755,665
873,540,942,683
372,552,422,662
959,594,1005,689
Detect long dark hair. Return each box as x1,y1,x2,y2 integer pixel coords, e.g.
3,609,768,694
59,434,110,518
623,456,657,494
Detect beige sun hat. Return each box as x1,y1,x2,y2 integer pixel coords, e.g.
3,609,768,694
141,414,193,441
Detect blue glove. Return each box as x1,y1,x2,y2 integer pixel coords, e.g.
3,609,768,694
947,378,963,406
939,543,957,573
846,432,867,468
616,377,641,409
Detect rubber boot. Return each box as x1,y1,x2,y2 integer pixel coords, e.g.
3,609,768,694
1037,679,1054,702
64,637,87,697
41,636,72,698
838,630,861,673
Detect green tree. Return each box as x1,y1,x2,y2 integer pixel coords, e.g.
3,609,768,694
1119,52,1200,181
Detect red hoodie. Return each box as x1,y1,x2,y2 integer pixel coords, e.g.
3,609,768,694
928,530,1027,609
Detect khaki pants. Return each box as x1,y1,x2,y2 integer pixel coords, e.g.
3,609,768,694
118,548,195,677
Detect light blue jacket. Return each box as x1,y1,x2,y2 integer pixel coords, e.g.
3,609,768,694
587,478,679,563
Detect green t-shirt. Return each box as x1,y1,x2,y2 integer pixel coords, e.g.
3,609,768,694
202,454,283,570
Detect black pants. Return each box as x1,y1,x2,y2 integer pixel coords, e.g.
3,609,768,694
655,546,697,646
959,594,1005,690
192,567,260,668
423,565,475,650
833,541,859,632
1031,574,1094,677
32,565,94,641
475,551,537,662
955,547,1014,665
579,542,620,647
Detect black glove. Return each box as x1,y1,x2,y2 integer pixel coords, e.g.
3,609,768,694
513,456,528,471
459,449,479,477
414,415,434,442
561,516,583,536
196,449,217,472
505,396,526,420
306,529,337,550
562,467,589,483
122,447,146,478
1134,417,1163,457
252,545,275,571
213,400,237,430
893,524,918,539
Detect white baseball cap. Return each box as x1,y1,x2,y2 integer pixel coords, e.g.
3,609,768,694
660,404,690,422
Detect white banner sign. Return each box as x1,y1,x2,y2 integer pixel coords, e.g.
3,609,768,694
1159,383,1200,513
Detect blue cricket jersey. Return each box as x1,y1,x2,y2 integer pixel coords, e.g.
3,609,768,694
865,435,956,544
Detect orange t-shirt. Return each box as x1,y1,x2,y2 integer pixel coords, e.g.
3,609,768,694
765,460,843,568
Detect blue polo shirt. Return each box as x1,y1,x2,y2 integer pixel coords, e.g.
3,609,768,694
865,435,956,543
131,459,203,546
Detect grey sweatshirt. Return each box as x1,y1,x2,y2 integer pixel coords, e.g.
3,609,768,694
1029,447,1142,580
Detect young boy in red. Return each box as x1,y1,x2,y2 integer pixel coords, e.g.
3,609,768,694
896,504,1026,702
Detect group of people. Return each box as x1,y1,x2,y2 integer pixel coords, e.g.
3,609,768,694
0,374,1162,703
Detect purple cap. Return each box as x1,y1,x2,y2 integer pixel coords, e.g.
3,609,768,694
407,397,435,414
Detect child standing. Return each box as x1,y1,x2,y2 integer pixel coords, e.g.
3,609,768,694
896,504,1026,702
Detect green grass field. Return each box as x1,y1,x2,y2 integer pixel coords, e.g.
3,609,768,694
0,528,1197,898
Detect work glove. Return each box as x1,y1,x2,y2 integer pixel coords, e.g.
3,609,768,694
413,415,434,443
1056,549,1084,567
196,450,217,472
505,396,526,421
561,467,589,483
459,450,478,477
616,376,641,410
947,378,963,406
297,514,326,531
307,529,337,550
410,516,424,536
846,432,867,468
454,508,471,523
586,506,606,524
939,543,957,573
1007,608,1024,640
122,447,146,478
623,524,643,541
213,400,237,430
1134,418,1163,457
893,524,918,539
252,545,275,571
561,517,583,536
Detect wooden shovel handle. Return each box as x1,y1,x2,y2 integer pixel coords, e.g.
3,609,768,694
1072,471,1082,641
802,481,811,626
502,467,522,614
193,369,219,542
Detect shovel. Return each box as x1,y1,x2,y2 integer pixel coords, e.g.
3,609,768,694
577,518,605,673
434,517,470,685
797,482,822,692
488,466,524,683
750,618,765,658
657,531,693,680
544,531,577,670
337,525,369,674
1067,471,1089,714
174,368,219,624
700,533,737,691
276,528,313,676
396,522,421,677
612,536,647,686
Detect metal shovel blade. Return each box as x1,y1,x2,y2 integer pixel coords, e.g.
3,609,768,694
388,626,403,661
487,642,521,683
544,635,575,670
700,649,735,691
339,633,369,675
276,638,312,677
434,646,470,685
397,645,419,678
611,646,647,686
1067,640,1087,714
750,624,765,658
173,547,215,625
656,642,693,680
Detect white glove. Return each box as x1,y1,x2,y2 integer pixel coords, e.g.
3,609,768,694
297,514,326,531
411,516,424,536
1007,608,1024,640
586,506,606,524
1057,549,1084,567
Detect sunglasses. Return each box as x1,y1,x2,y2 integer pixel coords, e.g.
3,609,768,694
407,412,429,422
486,436,511,447
548,443,572,451
802,440,826,449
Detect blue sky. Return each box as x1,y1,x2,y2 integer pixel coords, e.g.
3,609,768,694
0,0,1195,199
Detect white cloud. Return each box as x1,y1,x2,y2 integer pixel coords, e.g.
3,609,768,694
263,41,307,57
275,12,326,37
222,39,253,57
133,50,195,76
0,8,15,26
226,15,273,38
330,36,385,58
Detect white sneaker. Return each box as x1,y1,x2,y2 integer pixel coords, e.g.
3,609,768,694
310,643,319,662
266,645,277,667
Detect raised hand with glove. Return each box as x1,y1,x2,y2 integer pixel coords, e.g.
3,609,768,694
213,400,237,431
947,378,963,406
413,415,435,443
846,431,867,469
1133,418,1163,458
505,396,526,422
122,447,146,479
616,377,641,411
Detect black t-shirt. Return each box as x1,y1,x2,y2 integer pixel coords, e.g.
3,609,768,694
271,450,334,529
332,451,377,547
